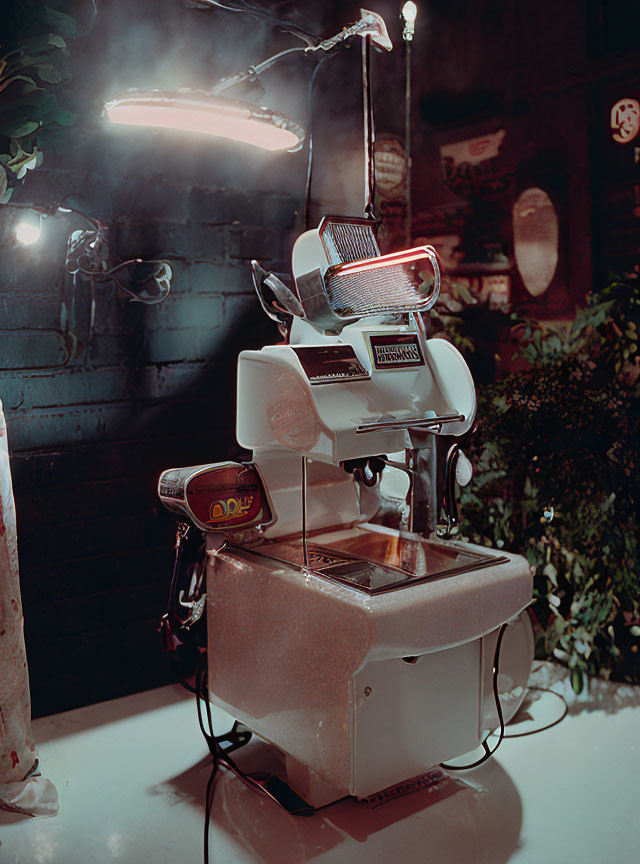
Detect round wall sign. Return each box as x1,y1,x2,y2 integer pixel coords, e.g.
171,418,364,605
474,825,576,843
513,188,559,297
374,138,407,199
610,98,640,144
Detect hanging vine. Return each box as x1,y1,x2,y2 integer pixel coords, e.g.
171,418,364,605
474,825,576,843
0,2,88,203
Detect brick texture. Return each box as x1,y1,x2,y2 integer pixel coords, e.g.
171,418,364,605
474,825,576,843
0,0,311,717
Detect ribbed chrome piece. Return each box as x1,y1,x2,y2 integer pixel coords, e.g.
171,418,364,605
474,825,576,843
327,263,433,317
320,218,380,264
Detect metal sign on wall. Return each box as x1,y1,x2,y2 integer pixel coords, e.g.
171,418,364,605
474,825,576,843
374,137,408,201
440,129,509,198
610,98,640,144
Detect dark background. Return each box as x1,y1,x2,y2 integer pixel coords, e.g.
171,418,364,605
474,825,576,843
1,0,638,716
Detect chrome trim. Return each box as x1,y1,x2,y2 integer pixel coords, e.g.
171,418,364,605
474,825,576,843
356,413,465,434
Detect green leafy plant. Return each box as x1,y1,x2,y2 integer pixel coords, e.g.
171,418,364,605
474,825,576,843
452,277,640,692
0,1,80,203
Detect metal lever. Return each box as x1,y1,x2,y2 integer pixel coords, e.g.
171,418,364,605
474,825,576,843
380,454,431,537
357,413,465,434
437,444,473,539
437,445,460,539
251,260,304,325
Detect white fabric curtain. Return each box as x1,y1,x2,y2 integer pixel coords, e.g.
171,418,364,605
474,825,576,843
0,399,57,816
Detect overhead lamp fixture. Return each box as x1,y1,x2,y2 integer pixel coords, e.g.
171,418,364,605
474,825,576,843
104,92,305,153
104,9,391,153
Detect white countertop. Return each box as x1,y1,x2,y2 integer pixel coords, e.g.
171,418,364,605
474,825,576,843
1,663,639,864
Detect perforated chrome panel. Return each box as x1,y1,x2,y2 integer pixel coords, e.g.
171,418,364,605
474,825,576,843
319,217,380,264
326,263,434,317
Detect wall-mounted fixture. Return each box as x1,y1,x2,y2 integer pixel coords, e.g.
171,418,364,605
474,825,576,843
14,209,42,245
7,197,172,305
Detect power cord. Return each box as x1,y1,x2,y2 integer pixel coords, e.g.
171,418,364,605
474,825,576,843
496,686,569,738
303,52,332,230
441,626,570,770
440,621,508,771
194,656,314,864
184,0,322,46
193,611,566,861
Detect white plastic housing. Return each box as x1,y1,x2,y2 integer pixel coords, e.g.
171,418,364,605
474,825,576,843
206,531,532,806
237,327,475,464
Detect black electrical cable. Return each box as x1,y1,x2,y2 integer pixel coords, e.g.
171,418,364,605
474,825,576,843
440,621,508,771
196,660,218,864
496,686,569,738
303,52,331,230
362,35,376,220
159,524,208,697
301,456,308,568
204,762,217,864
195,613,317,863
184,0,321,45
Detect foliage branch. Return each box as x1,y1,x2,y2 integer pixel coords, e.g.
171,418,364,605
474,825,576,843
0,1,82,204
436,278,640,693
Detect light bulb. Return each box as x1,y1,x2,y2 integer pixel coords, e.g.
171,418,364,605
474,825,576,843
402,1,417,25
15,219,42,245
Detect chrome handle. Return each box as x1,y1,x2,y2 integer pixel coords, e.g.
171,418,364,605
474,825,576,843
356,413,465,434
437,443,461,539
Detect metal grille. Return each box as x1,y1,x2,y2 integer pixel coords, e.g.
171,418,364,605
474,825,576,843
320,220,380,264
326,264,437,317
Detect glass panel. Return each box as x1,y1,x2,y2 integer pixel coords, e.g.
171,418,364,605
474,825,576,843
248,525,505,594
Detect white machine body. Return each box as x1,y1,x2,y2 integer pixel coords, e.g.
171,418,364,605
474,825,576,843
160,216,533,807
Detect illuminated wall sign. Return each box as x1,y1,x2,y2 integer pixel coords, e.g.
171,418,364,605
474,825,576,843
441,130,505,167
610,98,640,144
513,188,559,297
441,129,509,197
374,138,407,199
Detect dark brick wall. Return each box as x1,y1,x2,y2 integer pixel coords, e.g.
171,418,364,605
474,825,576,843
0,0,326,717
2,184,295,717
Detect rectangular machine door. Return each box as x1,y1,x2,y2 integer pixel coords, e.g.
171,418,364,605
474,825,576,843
351,639,483,798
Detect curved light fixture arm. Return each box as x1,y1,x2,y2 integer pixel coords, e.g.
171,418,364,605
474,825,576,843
210,10,392,97
305,10,392,54
211,47,307,95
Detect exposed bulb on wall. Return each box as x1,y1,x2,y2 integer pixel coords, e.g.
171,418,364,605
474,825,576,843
15,213,42,245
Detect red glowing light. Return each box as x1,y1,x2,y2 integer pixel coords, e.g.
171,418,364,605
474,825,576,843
337,246,437,275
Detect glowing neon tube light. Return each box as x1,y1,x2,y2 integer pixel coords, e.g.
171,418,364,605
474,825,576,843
104,92,305,152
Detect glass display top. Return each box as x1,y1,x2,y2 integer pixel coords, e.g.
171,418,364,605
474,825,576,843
242,525,507,595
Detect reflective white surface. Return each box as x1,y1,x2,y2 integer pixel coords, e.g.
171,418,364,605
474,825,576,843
1,663,639,863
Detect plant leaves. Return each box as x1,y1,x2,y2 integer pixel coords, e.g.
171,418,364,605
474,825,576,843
0,118,39,137
570,667,584,694
42,5,77,38
54,107,75,125
48,33,67,48
0,73,41,98
36,64,63,83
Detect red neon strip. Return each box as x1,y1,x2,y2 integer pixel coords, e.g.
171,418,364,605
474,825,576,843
336,246,433,275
